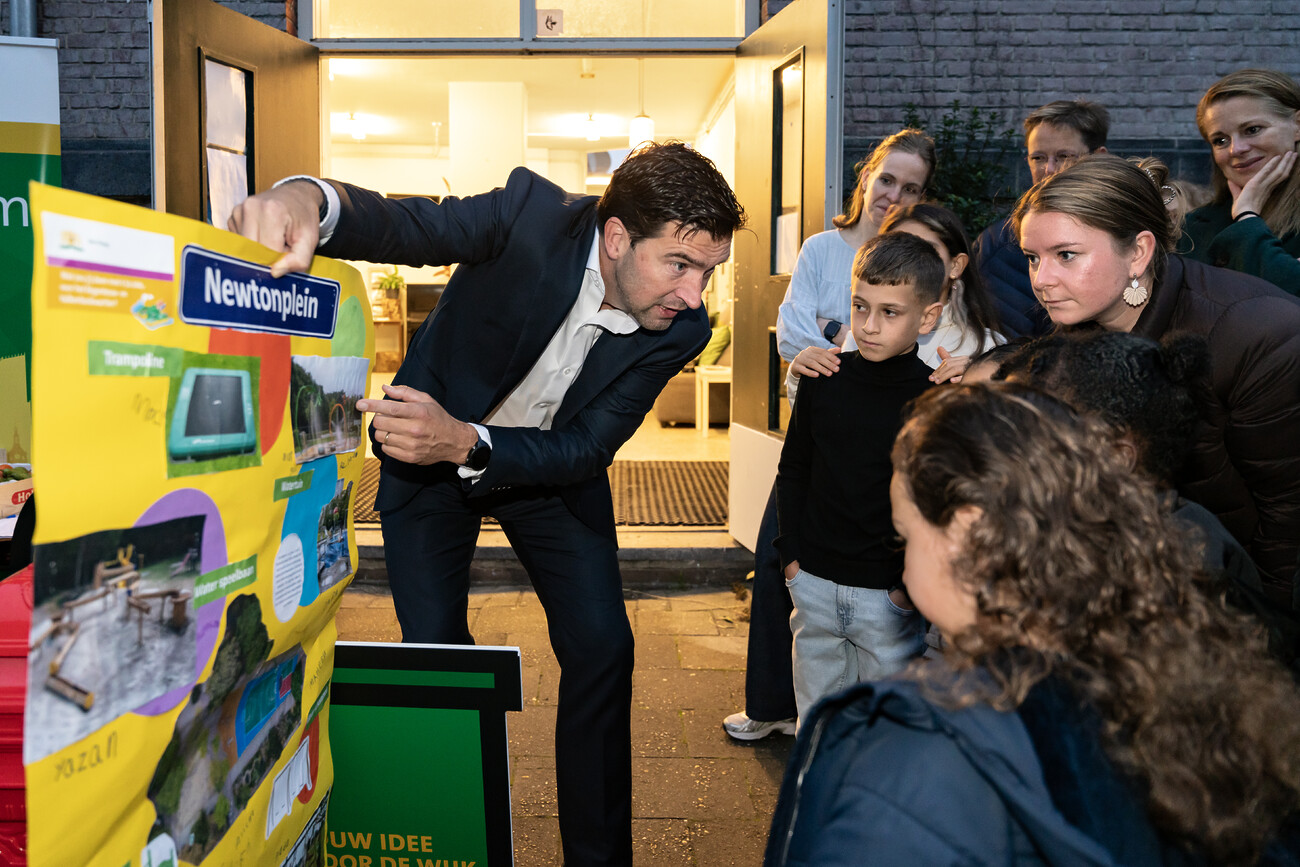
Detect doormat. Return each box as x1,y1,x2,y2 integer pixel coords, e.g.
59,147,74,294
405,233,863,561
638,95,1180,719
354,459,728,527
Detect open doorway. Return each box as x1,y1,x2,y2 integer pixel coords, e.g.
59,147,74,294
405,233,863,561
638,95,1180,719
326,54,738,462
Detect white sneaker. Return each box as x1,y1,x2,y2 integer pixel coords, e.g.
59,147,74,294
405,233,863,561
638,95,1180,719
722,711,797,741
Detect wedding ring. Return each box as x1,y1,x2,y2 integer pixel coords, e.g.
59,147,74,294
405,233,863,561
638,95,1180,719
384,431,391,444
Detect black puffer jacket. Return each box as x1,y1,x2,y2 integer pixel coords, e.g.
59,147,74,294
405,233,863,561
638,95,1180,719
1132,256,1300,601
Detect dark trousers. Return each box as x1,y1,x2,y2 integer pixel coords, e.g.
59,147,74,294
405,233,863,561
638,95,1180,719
381,479,634,867
744,485,797,721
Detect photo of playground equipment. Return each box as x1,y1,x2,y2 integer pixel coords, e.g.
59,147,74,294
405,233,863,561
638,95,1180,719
289,355,368,464
25,515,204,763
316,479,354,594
147,599,305,867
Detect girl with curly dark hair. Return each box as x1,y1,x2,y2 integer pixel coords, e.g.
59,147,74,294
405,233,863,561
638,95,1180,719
765,383,1300,867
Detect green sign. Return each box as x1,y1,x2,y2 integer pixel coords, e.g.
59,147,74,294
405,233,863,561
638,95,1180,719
328,643,523,867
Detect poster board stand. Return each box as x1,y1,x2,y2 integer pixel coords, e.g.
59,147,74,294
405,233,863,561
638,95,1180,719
327,642,523,867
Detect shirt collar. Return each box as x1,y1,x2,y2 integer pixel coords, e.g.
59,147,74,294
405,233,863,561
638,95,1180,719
584,230,639,335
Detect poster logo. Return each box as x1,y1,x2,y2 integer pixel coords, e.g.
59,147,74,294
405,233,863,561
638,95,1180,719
178,245,339,339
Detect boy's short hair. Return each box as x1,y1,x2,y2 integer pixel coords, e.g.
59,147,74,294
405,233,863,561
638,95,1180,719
1023,100,1110,152
852,232,946,305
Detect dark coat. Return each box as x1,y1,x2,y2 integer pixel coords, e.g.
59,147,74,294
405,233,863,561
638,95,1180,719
1131,256,1300,599
763,675,1179,867
318,168,711,537
1182,200,1300,297
972,215,1053,340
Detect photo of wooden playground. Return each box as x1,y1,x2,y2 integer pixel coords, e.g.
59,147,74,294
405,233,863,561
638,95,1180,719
316,479,354,594
25,515,204,763
148,595,304,866
289,355,368,464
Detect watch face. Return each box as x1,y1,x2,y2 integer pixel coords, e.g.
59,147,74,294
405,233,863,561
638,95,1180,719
467,439,491,471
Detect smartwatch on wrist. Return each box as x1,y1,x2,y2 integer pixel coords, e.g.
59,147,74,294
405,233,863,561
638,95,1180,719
822,320,842,342
464,436,492,472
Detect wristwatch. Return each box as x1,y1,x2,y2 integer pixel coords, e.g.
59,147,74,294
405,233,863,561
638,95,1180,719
464,436,492,471
822,320,842,342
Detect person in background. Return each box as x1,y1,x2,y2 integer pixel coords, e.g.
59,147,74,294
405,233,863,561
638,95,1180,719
973,100,1110,339
723,129,935,741
776,233,945,727
879,203,1004,381
765,384,1300,866
996,330,1299,666
1183,68,1300,294
1014,153,1300,605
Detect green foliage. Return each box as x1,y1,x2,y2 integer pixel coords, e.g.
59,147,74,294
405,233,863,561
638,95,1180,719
147,730,184,816
209,754,231,790
214,794,230,829
903,101,1019,235
376,265,405,291
205,594,272,707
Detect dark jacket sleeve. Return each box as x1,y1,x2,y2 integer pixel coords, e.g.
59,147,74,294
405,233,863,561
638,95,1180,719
1210,293,1300,592
774,378,815,570
1183,202,1300,297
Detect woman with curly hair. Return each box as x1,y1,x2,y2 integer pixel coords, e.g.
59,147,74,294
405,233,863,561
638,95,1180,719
764,384,1300,866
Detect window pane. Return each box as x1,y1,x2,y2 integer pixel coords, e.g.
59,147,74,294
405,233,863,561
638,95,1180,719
538,0,743,38
322,0,520,38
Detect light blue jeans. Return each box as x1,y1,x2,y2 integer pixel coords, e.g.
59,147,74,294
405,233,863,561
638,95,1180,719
786,568,926,726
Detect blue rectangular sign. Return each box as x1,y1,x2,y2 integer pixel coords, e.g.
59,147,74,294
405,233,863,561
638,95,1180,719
178,245,339,338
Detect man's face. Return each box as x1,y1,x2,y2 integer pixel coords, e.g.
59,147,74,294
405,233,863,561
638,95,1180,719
1026,123,1092,185
603,221,733,331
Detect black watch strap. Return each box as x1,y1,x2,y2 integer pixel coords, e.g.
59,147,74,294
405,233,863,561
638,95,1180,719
464,436,492,472
822,320,842,342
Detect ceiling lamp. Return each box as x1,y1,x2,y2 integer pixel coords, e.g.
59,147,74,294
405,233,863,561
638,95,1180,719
585,113,600,142
628,60,654,148
347,112,366,141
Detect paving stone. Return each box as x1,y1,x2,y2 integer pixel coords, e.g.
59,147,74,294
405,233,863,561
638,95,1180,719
634,668,743,712
635,633,680,669
509,815,561,867
678,634,748,671
509,759,558,817
333,606,402,642
632,818,693,866
631,707,689,758
690,819,772,866
475,604,554,634
636,608,720,635
507,705,556,761
632,757,758,821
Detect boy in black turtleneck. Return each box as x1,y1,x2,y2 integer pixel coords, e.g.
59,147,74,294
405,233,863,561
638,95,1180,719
775,232,947,727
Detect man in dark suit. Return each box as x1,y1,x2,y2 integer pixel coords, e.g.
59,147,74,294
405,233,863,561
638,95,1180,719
231,143,745,866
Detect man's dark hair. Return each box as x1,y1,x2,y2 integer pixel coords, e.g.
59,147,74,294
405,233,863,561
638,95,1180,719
596,141,746,244
852,232,946,305
1023,100,1110,152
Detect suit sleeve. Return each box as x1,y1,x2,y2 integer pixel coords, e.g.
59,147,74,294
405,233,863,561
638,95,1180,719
472,333,708,492
318,167,543,268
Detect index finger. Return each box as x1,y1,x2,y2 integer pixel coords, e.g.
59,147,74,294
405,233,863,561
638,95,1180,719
356,398,420,418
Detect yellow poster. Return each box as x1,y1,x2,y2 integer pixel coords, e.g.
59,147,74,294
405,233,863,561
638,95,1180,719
25,182,372,866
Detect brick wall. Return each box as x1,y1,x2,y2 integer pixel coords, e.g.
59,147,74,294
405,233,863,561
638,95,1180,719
841,0,1300,201
0,0,291,201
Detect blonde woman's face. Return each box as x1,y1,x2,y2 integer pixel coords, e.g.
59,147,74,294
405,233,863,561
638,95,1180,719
1201,95,1300,189
861,151,929,229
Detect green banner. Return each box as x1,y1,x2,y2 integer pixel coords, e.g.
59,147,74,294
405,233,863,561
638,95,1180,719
193,554,258,607
87,341,182,377
274,469,315,501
